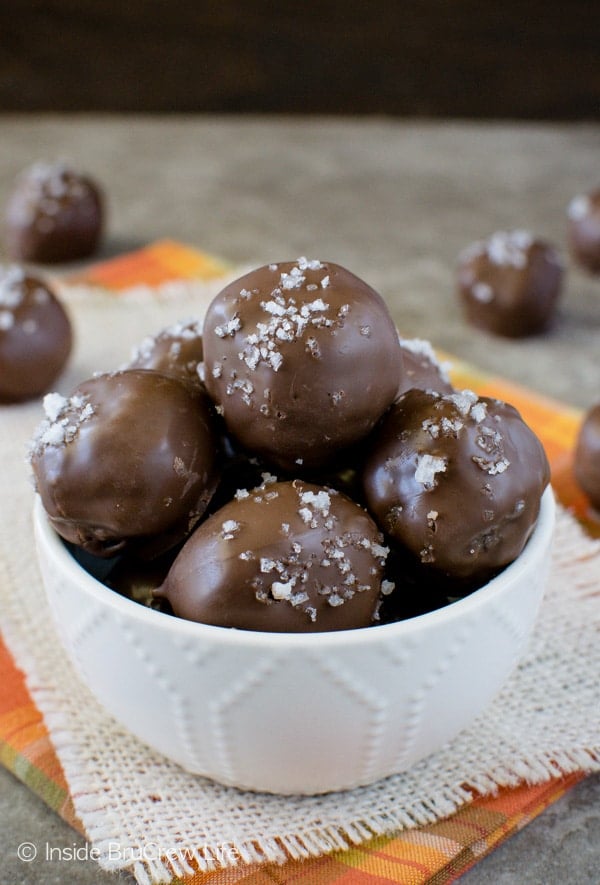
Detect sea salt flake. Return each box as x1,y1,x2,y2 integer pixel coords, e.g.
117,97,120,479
470,401,488,423
328,593,345,607
215,315,241,337
271,579,296,600
381,579,395,596
472,282,494,303
568,195,590,221
445,389,479,416
43,392,69,422
0,311,14,330
300,489,331,515
415,453,447,488
296,257,324,270
221,519,241,539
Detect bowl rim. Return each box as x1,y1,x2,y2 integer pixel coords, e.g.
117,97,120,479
33,486,556,650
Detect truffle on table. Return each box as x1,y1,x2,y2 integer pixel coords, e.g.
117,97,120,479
567,189,600,274
4,161,103,264
0,265,72,403
574,402,600,513
456,229,564,338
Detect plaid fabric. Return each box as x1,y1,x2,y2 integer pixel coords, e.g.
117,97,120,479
0,241,595,883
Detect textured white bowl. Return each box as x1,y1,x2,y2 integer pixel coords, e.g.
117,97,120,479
33,488,555,795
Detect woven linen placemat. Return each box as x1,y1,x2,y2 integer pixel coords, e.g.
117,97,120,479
0,242,598,885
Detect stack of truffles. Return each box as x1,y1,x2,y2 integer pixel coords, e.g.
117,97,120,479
29,258,551,633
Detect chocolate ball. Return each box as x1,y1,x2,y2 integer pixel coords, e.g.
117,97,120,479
203,259,403,471
0,265,72,403
127,319,204,391
567,189,600,274
4,161,103,264
30,369,222,558
362,388,550,581
156,479,390,632
397,338,454,398
457,230,564,338
574,403,600,512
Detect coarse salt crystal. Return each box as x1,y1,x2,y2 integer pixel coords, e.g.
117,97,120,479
415,453,447,488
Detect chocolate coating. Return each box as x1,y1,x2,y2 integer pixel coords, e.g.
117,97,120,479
30,370,222,558
362,388,550,580
156,479,389,632
574,403,600,512
127,320,204,391
203,259,403,471
457,230,563,338
4,161,103,264
567,189,600,274
0,265,72,403
397,338,453,398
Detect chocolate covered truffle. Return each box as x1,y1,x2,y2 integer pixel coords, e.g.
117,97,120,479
397,338,453,398
127,319,204,390
574,402,600,512
156,478,391,632
0,265,72,403
4,161,103,264
567,189,600,274
30,369,221,558
362,388,550,581
457,230,563,338
203,258,403,471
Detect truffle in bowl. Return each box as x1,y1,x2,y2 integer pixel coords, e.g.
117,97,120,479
33,487,555,795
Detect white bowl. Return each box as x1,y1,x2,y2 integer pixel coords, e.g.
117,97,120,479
33,488,555,795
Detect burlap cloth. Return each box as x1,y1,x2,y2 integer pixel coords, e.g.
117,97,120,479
0,277,598,885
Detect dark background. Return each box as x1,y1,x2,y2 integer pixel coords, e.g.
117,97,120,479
1,0,599,118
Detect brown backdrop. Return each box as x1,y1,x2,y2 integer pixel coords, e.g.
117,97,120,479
1,0,599,117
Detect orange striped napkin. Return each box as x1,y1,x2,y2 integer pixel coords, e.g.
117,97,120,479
1,240,596,884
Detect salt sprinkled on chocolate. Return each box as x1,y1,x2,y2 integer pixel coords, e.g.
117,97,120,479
156,480,388,632
397,337,453,398
30,370,222,559
4,161,103,264
457,230,563,338
29,392,94,456
362,388,550,580
0,269,72,403
486,230,533,268
203,259,403,470
567,188,600,274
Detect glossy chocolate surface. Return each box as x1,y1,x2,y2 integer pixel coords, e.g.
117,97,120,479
4,161,103,263
203,259,403,470
30,369,221,557
362,388,550,580
127,319,204,390
156,479,389,632
567,189,600,274
574,402,600,511
457,230,563,337
397,337,454,397
0,265,72,402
